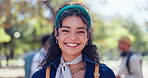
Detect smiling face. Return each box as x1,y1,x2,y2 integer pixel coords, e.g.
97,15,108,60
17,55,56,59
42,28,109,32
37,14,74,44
118,41,130,52
55,15,88,58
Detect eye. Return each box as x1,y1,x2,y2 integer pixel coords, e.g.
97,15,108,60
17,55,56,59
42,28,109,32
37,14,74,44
77,31,85,33
62,30,69,32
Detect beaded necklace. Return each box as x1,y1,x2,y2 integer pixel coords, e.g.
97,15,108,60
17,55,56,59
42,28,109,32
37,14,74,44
72,66,85,74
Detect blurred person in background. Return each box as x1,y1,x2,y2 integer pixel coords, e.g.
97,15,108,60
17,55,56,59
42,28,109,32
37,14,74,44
116,36,143,78
32,3,115,78
24,35,50,78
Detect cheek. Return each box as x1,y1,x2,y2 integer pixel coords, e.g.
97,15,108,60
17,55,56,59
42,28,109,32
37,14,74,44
56,33,66,44
80,36,88,44
85,38,89,43
119,44,125,49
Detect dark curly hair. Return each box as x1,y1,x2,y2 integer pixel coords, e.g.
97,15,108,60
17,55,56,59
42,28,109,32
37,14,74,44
40,3,100,67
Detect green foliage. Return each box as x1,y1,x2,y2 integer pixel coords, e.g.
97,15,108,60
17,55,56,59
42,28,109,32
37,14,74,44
0,27,11,43
92,15,148,59
0,0,53,57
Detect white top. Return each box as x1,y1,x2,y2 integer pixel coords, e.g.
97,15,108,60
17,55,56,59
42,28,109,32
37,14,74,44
116,54,143,78
30,48,46,77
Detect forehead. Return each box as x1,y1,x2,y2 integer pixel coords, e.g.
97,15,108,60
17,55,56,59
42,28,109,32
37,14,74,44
61,16,87,28
119,41,128,45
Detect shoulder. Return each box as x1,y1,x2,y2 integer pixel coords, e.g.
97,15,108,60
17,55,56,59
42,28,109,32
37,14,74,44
129,54,141,63
24,52,36,60
130,54,139,59
99,64,115,78
31,67,46,78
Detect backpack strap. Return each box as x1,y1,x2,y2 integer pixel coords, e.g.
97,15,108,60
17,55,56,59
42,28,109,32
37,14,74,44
46,66,50,78
94,64,100,78
126,52,133,74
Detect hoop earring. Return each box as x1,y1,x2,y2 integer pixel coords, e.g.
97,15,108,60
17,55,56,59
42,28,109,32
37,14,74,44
56,40,58,44
87,35,89,38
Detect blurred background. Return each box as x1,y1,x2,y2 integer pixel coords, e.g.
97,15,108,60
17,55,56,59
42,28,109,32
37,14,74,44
0,0,147,78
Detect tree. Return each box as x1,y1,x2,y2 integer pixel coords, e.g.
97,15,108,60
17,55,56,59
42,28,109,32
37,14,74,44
0,0,84,66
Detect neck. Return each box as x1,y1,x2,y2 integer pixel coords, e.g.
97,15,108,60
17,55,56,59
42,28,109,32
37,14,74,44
62,53,82,62
70,61,84,70
120,51,131,57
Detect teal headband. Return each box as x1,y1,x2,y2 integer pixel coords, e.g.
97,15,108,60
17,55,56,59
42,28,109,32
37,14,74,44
54,5,91,28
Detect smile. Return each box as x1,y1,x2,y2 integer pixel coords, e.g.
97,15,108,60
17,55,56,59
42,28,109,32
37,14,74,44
65,43,79,47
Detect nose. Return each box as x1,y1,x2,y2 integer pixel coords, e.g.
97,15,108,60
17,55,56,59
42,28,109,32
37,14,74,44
69,32,78,41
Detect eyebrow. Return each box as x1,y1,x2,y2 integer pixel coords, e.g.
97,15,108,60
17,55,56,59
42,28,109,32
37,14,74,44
60,26,86,29
60,26,71,29
77,27,86,29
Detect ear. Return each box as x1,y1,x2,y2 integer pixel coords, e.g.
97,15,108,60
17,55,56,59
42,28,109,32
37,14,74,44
54,28,58,40
87,32,90,41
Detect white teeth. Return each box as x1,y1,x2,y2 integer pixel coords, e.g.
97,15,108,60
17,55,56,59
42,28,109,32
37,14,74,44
66,43,78,46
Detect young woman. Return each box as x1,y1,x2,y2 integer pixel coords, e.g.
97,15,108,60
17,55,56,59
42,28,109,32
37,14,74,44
32,3,115,78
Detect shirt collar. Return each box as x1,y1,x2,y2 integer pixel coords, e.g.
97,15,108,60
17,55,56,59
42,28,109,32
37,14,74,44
47,55,61,68
83,54,97,64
